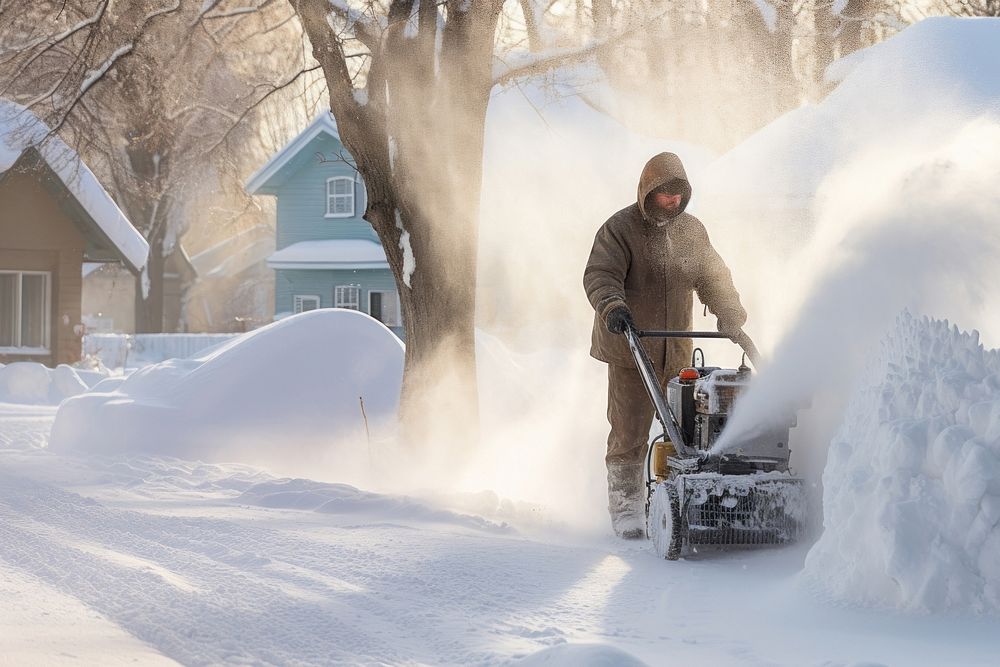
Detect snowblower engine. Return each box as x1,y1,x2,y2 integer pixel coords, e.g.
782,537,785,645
625,327,805,560
667,367,792,471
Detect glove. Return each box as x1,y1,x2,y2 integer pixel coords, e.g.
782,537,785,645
605,306,636,335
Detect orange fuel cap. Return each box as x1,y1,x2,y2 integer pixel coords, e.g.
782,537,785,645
679,368,700,382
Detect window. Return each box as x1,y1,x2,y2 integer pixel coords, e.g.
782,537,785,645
334,286,360,310
0,271,50,353
293,295,320,314
368,290,401,327
326,176,355,218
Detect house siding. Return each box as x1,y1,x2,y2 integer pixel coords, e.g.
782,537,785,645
276,268,403,339
256,125,406,340
0,168,87,366
274,135,374,250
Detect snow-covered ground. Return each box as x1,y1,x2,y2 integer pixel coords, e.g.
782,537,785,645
2,400,999,666
4,16,1000,666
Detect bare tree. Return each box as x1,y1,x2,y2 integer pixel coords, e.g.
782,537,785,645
289,0,614,448
0,0,316,332
941,0,1000,15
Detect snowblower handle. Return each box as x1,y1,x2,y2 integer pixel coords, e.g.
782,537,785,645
638,330,761,366
623,326,699,459
636,331,732,338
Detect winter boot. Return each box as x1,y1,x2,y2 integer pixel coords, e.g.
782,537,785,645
607,461,646,539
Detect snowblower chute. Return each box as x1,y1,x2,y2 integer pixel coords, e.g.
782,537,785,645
625,326,805,560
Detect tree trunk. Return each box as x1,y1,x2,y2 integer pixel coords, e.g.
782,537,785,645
592,0,612,38
298,0,502,453
134,216,165,333
813,3,841,99
361,87,488,455
839,0,871,57
519,0,544,51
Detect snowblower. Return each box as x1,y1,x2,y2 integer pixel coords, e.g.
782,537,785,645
624,325,805,560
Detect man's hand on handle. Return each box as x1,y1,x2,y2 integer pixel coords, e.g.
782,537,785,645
606,306,636,335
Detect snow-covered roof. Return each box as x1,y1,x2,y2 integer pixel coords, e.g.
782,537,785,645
245,112,340,195
267,239,388,270
0,100,149,272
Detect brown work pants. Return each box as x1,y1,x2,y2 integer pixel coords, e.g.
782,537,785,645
606,363,673,465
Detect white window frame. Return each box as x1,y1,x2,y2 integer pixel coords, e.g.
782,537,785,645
368,290,401,327
334,285,361,310
0,270,51,355
293,294,321,314
325,176,355,218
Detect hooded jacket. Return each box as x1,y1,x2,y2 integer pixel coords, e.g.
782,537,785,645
584,152,747,371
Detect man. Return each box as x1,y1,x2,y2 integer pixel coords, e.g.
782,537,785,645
583,152,751,539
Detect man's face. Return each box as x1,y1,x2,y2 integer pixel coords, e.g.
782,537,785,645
653,191,683,215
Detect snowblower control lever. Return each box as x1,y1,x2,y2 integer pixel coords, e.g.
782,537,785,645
636,329,761,366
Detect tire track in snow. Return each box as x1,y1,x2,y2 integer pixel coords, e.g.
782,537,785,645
0,473,438,665
0,470,616,665
0,410,774,664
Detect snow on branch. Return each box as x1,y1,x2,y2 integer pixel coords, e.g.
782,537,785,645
327,0,384,44
2,1,108,54
145,0,184,22
80,44,133,95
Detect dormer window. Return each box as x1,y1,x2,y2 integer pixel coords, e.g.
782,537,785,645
326,176,355,218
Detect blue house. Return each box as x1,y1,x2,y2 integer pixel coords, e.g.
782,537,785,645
246,113,403,338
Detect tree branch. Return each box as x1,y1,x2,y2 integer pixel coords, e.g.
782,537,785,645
203,63,323,155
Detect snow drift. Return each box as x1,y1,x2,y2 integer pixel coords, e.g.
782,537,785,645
49,310,403,473
804,313,1000,614
0,363,104,405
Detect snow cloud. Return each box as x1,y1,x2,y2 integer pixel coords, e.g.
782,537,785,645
712,116,1000,493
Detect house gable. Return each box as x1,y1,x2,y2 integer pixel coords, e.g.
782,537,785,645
245,112,344,195
0,159,87,253
273,132,374,250
0,100,148,272
248,112,403,338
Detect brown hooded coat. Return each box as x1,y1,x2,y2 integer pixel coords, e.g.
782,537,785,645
584,152,747,376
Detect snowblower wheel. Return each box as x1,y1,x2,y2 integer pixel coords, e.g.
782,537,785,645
648,482,683,560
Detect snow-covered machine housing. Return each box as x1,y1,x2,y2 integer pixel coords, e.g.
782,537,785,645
625,326,805,560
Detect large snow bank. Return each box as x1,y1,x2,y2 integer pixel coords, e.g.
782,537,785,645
49,310,403,468
804,313,1000,614
0,363,102,405
704,17,1000,203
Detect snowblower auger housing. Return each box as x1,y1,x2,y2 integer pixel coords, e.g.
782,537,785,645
625,326,805,560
